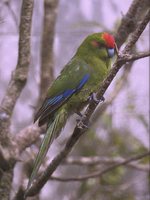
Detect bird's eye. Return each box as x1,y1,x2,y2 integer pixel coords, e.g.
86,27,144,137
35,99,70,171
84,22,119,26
91,40,100,48
107,48,115,58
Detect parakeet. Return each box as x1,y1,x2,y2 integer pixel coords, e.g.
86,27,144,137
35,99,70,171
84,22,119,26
27,32,115,189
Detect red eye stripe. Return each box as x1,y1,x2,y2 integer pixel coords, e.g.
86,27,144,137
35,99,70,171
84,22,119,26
102,32,115,48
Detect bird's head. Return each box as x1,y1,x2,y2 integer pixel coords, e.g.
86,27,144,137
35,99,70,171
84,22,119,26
77,32,116,60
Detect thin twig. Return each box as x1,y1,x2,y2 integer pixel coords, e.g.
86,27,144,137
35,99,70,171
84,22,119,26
50,151,150,182
64,155,149,171
115,0,150,48
121,51,150,62
123,9,150,54
5,1,19,32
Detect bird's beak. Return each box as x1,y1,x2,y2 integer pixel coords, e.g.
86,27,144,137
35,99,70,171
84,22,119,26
108,48,115,58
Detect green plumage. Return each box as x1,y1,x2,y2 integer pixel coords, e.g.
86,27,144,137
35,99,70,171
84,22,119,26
26,32,115,190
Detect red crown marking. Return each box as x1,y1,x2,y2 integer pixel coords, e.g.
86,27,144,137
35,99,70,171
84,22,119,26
102,32,115,48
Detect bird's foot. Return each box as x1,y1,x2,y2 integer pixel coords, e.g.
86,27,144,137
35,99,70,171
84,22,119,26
89,93,105,105
76,113,89,129
77,119,89,129
75,111,83,117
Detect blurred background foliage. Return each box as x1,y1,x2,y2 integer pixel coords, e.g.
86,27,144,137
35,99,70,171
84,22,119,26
0,0,149,200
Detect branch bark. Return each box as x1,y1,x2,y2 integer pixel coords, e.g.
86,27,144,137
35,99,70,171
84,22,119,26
0,1,34,199
14,125,42,154
115,0,150,48
38,0,59,104
121,51,150,62
0,0,34,148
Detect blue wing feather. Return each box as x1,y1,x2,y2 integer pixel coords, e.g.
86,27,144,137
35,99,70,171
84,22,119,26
45,74,90,108
34,74,90,125
76,74,90,90
45,95,63,106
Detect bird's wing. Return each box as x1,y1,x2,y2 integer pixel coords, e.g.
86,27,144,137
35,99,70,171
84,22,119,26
34,58,91,126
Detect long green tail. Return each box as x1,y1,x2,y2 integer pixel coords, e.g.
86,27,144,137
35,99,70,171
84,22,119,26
26,108,68,191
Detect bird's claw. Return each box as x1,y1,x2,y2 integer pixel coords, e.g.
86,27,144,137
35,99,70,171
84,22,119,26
77,119,88,129
75,111,83,117
76,111,89,129
89,93,105,104
100,96,105,102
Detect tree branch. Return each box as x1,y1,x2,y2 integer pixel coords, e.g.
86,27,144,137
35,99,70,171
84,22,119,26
14,125,43,154
50,151,149,182
0,0,34,148
11,0,60,163
38,0,59,105
123,9,150,54
115,0,150,48
0,1,34,199
25,7,150,197
64,155,149,171
121,51,150,62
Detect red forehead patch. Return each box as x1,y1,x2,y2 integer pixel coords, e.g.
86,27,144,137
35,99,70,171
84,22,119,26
102,32,115,48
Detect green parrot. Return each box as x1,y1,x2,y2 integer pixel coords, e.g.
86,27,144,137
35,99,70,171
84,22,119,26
27,32,115,190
